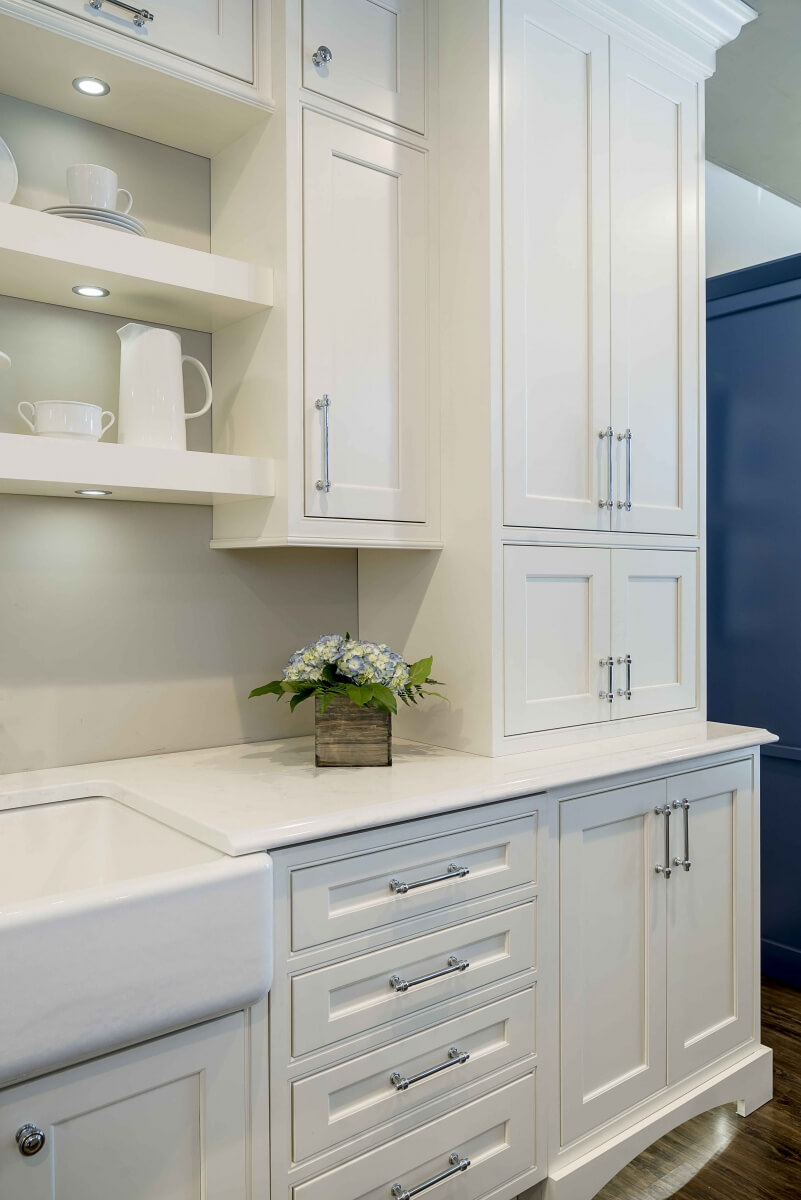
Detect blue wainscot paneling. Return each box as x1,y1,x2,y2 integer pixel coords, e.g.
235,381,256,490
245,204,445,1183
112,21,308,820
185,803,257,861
708,253,801,988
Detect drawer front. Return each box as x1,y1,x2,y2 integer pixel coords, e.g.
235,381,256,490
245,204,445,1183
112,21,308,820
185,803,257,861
291,903,536,1057
293,1073,539,1200
292,987,536,1162
291,815,538,951
302,0,426,133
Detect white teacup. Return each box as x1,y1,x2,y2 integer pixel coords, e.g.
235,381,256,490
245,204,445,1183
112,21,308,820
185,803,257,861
18,400,115,441
67,164,133,214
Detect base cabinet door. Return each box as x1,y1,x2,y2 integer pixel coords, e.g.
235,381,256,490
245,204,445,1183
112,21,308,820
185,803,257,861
560,781,668,1144
667,761,755,1083
303,109,428,522
0,1015,249,1200
35,0,254,81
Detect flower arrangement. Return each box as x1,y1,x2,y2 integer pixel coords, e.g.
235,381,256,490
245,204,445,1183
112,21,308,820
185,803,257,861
249,633,444,715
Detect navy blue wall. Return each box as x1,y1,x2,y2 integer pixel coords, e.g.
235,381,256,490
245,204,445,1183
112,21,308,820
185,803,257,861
707,254,801,988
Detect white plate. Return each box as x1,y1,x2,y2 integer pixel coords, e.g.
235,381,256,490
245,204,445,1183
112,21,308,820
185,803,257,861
0,136,18,204
43,206,146,235
68,217,144,237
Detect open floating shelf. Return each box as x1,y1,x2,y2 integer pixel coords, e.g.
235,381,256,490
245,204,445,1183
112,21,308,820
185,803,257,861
0,204,273,332
0,433,275,505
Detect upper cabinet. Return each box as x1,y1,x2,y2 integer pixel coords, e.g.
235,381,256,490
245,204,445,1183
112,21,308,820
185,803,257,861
502,0,700,536
302,110,428,523
302,0,426,133
34,0,254,82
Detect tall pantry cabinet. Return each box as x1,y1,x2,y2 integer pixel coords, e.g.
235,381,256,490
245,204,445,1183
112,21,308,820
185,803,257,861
359,0,750,757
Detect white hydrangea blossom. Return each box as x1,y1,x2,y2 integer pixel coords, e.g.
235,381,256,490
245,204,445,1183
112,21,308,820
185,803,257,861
336,640,411,691
283,633,345,683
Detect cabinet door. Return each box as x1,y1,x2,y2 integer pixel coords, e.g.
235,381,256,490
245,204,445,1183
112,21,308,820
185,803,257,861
0,1015,249,1200
503,0,611,532
303,110,427,522
610,43,699,535
37,0,253,81
560,781,668,1144
302,0,426,133
504,546,611,735
611,548,697,720
667,761,755,1083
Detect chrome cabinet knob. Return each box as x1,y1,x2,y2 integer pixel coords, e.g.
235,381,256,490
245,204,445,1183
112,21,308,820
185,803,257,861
312,45,333,67
16,1124,46,1156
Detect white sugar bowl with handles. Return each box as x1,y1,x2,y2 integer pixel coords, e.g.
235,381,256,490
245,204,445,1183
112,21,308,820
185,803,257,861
117,323,212,450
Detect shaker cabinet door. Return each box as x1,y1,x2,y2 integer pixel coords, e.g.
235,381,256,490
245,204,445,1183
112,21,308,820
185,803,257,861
610,44,699,534
611,549,697,720
302,0,426,133
504,545,612,735
667,761,755,1083
560,781,668,1145
37,0,254,82
503,0,611,532
303,110,428,522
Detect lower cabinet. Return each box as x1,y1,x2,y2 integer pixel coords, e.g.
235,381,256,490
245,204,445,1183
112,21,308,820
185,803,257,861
504,544,697,735
0,1014,250,1200
559,760,756,1145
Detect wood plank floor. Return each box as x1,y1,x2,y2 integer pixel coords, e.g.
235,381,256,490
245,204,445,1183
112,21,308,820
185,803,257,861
595,979,801,1199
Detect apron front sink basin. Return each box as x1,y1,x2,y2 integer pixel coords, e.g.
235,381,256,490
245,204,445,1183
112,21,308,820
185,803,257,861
0,796,272,1086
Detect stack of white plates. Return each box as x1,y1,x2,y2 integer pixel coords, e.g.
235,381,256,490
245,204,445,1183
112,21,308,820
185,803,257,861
43,205,146,237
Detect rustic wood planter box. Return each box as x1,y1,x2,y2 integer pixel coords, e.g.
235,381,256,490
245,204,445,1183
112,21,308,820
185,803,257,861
314,695,392,767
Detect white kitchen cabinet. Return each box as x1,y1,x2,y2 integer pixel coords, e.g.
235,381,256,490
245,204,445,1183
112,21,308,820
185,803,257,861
560,760,757,1145
302,0,426,133
0,1014,250,1200
666,761,755,1083
504,546,697,736
36,0,254,82
303,109,428,523
560,780,668,1144
610,44,699,536
502,0,699,536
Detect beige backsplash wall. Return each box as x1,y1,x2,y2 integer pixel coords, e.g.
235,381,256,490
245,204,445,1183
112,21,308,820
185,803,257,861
0,495,358,773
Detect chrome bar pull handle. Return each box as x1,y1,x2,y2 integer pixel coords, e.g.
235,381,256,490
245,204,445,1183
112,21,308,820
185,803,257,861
315,395,331,492
390,863,469,895
617,429,632,510
599,656,614,703
655,805,672,878
392,1153,471,1200
672,799,692,871
616,654,632,700
390,1046,470,1091
89,0,154,26
390,955,469,993
598,427,614,509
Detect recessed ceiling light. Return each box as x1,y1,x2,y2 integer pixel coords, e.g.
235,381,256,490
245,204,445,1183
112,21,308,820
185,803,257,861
72,285,109,299
75,489,112,497
72,76,110,96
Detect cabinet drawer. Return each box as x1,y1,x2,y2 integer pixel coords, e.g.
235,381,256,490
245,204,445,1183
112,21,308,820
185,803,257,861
290,815,537,951
291,903,536,1057
302,0,426,133
292,987,536,1162
293,1072,539,1200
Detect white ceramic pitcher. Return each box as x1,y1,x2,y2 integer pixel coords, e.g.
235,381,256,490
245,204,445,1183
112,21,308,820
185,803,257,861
117,323,212,450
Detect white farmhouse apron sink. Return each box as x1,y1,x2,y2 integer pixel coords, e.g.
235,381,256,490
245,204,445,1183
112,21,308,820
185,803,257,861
0,796,272,1087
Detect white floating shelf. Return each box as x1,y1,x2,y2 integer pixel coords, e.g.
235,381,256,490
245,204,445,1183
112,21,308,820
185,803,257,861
0,433,275,506
0,204,273,332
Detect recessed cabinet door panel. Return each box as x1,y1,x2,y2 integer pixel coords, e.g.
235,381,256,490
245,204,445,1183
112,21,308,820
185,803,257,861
611,549,697,720
37,0,254,81
610,45,699,534
667,762,755,1083
0,1015,248,1200
560,781,668,1145
302,0,426,133
503,0,611,531
303,110,427,522
504,546,611,735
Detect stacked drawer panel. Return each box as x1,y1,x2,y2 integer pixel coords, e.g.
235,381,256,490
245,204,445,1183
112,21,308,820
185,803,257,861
270,796,544,1200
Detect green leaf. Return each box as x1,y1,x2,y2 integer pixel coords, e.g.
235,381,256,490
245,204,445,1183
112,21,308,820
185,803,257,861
248,680,285,699
343,683,373,708
289,690,315,712
318,691,336,715
369,684,398,714
407,656,434,687
420,689,449,704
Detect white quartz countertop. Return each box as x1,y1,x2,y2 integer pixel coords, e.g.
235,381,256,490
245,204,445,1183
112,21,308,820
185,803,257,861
0,722,776,856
